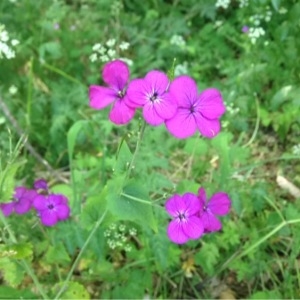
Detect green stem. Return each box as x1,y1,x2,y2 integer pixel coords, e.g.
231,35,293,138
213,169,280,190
42,62,83,86
0,213,49,299
26,57,33,129
237,218,300,260
126,121,147,179
54,209,108,300
121,192,163,210
243,95,260,148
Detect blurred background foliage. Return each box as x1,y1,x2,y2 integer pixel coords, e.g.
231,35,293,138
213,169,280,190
0,0,300,298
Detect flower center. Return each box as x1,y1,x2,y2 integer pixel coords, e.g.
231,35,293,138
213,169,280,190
117,90,125,98
150,92,158,102
178,212,187,221
48,204,54,210
190,105,196,113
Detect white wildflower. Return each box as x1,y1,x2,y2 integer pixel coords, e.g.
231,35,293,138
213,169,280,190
292,144,300,155
174,62,188,76
278,7,287,14
119,41,130,51
215,0,231,9
89,53,97,62
170,34,186,47
107,49,116,58
106,38,116,48
99,54,109,62
9,85,18,95
92,43,102,51
119,57,133,66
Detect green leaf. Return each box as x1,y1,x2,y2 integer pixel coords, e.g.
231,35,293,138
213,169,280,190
0,160,25,203
60,281,90,299
0,258,24,287
81,187,114,230
67,120,89,163
44,242,70,265
114,139,132,174
271,0,281,11
107,178,157,232
194,243,219,276
0,286,38,299
9,242,33,260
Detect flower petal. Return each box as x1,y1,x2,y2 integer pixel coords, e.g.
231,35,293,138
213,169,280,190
197,88,226,120
56,204,70,221
89,85,116,110
34,179,48,191
102,60,129,90
126,78,148,107
165,108,197,138
33,195,48,211
167,219,189,244
208,192,231,215
143,102,164,126
144,70,169,95
14,199,32,214
0,202,15,217
182,216,204,239
153,92,177,121
195,113,221,138
200,211,222,232
197,187,207,207
14,187,27,199
169,75,198,107
40,210,58,226
165,194,184,217
109,98,135,125
182,193,201,215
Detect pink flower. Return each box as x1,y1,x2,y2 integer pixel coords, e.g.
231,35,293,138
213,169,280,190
89,60,135,125
126,70,177,125
165,193,204,244
33,194,70,227
197,187,231,233
33,179,48,192
165,75,226,139
0,187,37,216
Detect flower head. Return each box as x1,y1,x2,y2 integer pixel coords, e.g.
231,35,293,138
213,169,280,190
33,179,48,192
197,187,231,232
242,26,249,33
165,193,204,244
126,70,177,125
165,75,226,139
0,187,37,216
89,60,135,125
33,194,70,226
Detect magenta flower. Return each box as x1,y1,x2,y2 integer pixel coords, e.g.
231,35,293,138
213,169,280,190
126,70,177,125
165,75,226,139
165,193,204,244
197,187,231,233
89,60,135,125
0,187,37,217
34,179,48,192
242,26,249,33
33,194,70,226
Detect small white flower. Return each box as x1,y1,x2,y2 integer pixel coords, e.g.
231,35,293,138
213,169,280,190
9,85,18,95
129,228,137,236
124,245,132,252
119,41,130,51
0,30,9,42
278,7,287,14
292,144,300,155
100,54,109,62
92,43,102,51
170,34,186,47
106,38,116,48
215,0,231,9
119,224,126,232
107,49,116,58
89,53,98,62
174,62,188,76
11,39,19,46
119,57,133,66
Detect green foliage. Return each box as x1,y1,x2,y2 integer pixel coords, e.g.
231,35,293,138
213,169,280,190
59,281,90,299
0,0,300,298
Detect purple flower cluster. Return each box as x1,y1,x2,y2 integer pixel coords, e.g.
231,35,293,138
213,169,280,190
89,60,226,139
165,187,231,244
0,179,70,227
